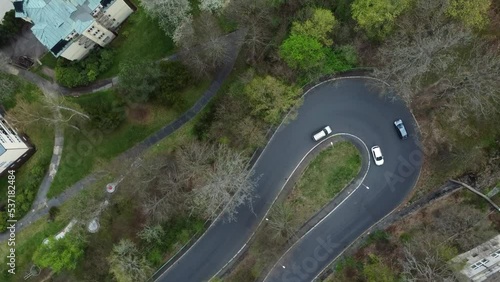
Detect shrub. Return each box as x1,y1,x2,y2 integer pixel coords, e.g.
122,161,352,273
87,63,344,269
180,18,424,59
321,45,358,74
48,206,60,221
154,61,193,110
32,234,86,273
117,60,160,103
55,65,87,88
399,232,412,243
146,248,163,266
55,48,114,88
158,61,192,93
365,230,390,246
76,91,126,131
335,45,358,66
193,102,217,140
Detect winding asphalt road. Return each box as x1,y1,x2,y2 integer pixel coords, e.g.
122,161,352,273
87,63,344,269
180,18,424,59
156,77,422,282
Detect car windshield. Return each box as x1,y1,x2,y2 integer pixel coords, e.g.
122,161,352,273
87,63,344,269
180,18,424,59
376,156,383,161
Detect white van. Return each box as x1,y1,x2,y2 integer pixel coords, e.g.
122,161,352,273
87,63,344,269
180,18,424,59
313,126,332,141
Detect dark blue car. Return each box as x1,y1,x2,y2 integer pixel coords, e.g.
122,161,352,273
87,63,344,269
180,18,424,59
394,119,408,139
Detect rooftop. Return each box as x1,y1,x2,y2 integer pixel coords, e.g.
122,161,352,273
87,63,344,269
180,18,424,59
13,0,101,53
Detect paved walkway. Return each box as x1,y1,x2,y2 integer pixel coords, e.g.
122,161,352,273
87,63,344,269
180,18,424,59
0,29,246,242
41,66,55,79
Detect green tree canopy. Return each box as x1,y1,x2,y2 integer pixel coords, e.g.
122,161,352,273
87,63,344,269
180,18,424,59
32,235,85,273
117,59,161,103
351,0,410,39
291,8,337,46
447,0,491,29
0,10,25,47
244,75,302,124
279,34,325,70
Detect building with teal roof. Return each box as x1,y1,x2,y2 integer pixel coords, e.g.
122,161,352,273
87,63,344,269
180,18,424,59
13,0,134,60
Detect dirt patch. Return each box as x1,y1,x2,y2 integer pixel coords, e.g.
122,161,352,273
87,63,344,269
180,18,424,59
126,104,152,124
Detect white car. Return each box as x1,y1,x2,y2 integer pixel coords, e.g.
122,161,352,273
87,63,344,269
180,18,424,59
313,126,332,141
371,146,384,166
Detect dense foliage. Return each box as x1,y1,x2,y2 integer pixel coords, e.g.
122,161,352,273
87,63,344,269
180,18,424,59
55,48,114,88
0,10,25,47
117,59,193,108
280,34,325,70
446,0,491,29
291,8,337,46
32,234,86,273
351,0,410,39
244,74,302,125
74,90,126,131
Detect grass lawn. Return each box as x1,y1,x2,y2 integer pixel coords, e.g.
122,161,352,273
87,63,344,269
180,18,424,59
0,218,68,281
288,141,361,226
0,177,108,281
48,80,209,197
225,141,362,282
0,114,205,281
38,1,175,79
98,0,175,78
0,78,54,230
0,185,81,282
39,53,58,69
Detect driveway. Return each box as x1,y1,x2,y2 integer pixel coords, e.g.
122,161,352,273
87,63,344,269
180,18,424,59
155,77,422,282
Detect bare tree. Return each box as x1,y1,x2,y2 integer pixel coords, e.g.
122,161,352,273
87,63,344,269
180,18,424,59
108,239,152,282
440,43,500,118
375,0,500,119
175,142,214,186
122,155,188,223
401,231,457,282
429,203,496,251
225,0,273,64
8,95,89,131
267,203,296,241
373,23,471,103
176,13,232,77
186,142,257,222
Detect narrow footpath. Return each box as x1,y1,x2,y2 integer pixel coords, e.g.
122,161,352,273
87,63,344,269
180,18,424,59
0,28,246,242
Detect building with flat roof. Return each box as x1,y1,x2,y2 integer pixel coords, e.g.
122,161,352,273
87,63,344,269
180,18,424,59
451,234,500,282
12,0,134,61
0,113,34,175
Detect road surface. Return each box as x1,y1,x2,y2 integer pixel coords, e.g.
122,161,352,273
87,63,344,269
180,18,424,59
156,77,422,282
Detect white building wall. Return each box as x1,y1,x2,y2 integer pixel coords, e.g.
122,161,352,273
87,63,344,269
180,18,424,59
105,0,134,28
452,234,500,282
0,148,29,171
0,115,31,174
82,21,116,47
60,41,94,61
